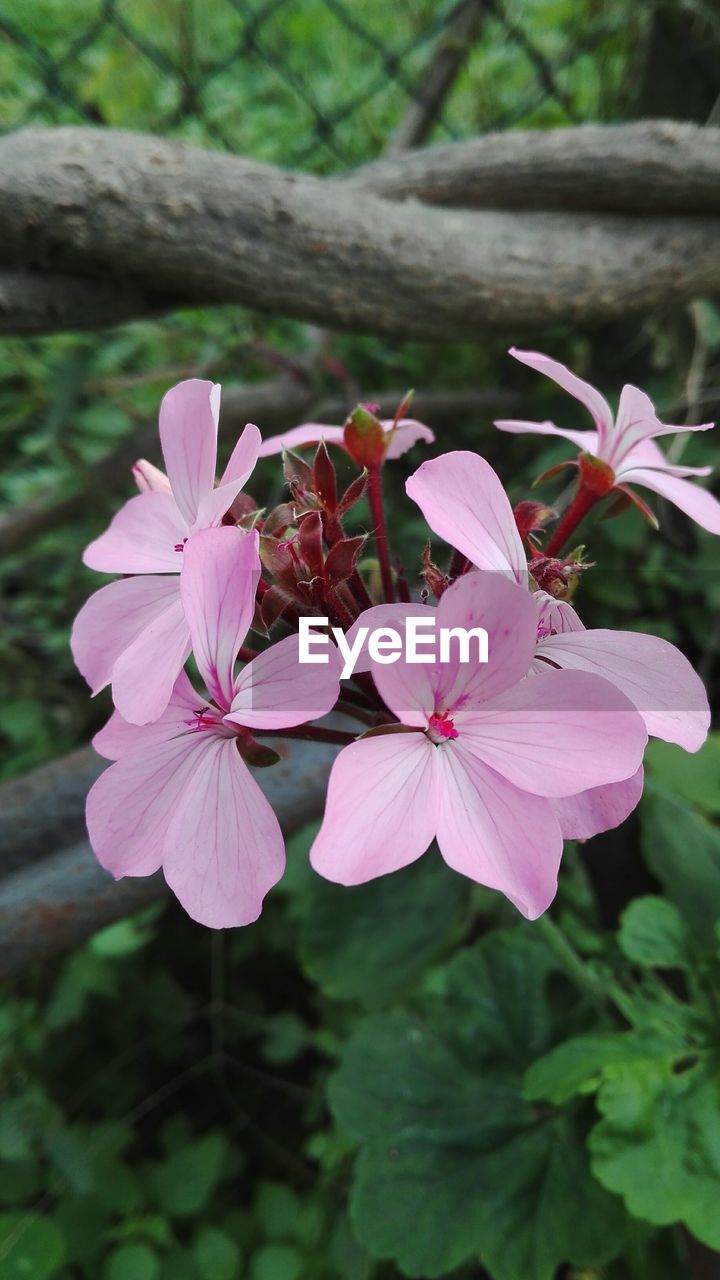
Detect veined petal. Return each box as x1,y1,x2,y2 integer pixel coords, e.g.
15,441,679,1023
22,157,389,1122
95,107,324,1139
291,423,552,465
132,459,172,494
258,423,345,457
435,745,562,919
111,594,191,726
220,422,262,485
227,633,342,730
460,669,647,797
508,348,614,440
163,737,285,928
94,670,208,760
552,768,644,841
613,467,720,536
535,590,585,638
618,436,712,478
159,379,220,526
87,733,210,879
494,418,596,451
534,629,710,751
310,733,437,885
180,526,260,709
406,451,527,581
83,492,187,574
71,575,181,695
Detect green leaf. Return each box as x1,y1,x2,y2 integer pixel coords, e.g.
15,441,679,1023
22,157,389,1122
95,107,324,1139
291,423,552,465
104,1242,160,1280
192,1227,241,1280
249,1243,304,1280
618,897,690,969
330,933,625,1279
255,1182,300,1240
589,1054,720,1250
641,789,720,946
645,735,720,816
0,1215,65,1280
523,1029,686,1106
151,1134,227,1217
299,851,467,1007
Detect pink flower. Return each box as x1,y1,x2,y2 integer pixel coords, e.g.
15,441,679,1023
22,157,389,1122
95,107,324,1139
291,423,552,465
87,526,341,928
71,379,261,725
258,416,434,461
310,573,647,919
495,348,720,534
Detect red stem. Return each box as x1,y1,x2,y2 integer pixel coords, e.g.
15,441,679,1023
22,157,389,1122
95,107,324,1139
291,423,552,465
257,725,356,746
367,464,395,602
544,484,601,558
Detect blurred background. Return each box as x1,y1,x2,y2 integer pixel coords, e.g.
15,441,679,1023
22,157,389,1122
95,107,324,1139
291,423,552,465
1,2,719,1278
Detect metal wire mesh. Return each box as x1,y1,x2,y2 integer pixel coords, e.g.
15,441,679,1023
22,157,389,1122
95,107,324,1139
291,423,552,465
0,0,637,170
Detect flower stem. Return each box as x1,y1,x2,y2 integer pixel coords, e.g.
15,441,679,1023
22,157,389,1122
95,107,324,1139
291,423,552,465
367,464,395,602
257,725,356,746
534,914,630,1021
544,484,600,558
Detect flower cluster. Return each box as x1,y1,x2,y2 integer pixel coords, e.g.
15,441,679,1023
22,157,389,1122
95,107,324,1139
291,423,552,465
73,353,717,927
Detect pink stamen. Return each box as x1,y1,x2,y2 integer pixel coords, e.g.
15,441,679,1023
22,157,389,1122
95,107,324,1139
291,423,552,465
428,710,459,742
174,537,188,553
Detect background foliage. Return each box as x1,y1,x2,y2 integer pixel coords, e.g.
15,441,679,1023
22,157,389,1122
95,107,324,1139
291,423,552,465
1,1,719,1277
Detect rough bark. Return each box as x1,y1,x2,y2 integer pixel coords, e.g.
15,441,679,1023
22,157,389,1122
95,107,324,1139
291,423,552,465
1,126,720,340
0,735,340,977
354,119,720,213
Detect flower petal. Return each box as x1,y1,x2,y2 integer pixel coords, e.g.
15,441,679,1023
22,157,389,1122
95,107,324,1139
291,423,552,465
310,733,437,885
159,379,220,526
613,467,720,536
534,629,710,751
71,575,181,695
93,670,208,760
552,768,644,841
258,423,345,457
163,736,285,927
87,733,209,879
406,451,527,581
494,418,596,451
193,422,263,530
383,418,434,459
132,459,172,494
460,669,647,796
83,492,187,573
435,745,562,919
508,348,614,438
110,594,192,725
227,633,341,731
180,526,260,709
342,602,437,678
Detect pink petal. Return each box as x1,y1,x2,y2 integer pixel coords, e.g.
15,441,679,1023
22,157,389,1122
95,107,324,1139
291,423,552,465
619,436,712,478
71,575,181,695
460,669,647,797
133,459,172,494
434,745,562,919
382,418,434,459
552,768,644,841
110,594,192,726
612,467,720,536
83,492,187,574
342,602,437,677
93,670,208,760
310,733,437,885
406,451,527,581
371,573,537,726
535,590,585,638
258,423,345,457
494,418,596,451
163,737,285,927
508,348,614,438
159,379,220,526
180,526,260,709
220,422,262,485
226,633,341,731
87,733,210,879
534,629,710,751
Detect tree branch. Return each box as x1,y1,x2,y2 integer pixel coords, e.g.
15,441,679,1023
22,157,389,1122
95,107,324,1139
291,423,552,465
1,125,720,340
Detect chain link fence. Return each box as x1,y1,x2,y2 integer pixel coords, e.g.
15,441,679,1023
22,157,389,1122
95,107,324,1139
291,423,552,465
0,0,638,169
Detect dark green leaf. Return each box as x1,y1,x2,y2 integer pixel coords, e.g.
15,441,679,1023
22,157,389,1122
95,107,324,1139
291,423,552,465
618,897,690,969
641,789,720,947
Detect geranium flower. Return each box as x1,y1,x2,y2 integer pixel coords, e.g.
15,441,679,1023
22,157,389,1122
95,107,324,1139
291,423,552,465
258,415,434,460
310,573,647,919
71,379,261,724
494,349,720,534
87,526,341,928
